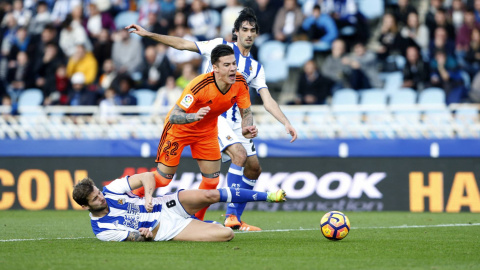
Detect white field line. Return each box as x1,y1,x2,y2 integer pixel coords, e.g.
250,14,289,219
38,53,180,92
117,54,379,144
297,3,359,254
1,223,480,241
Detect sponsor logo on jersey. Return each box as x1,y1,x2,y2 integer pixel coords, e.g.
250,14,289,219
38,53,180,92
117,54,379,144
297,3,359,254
226,135,233,141
180,94,194,108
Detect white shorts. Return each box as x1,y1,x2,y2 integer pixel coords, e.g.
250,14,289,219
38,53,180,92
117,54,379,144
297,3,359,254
217,116,257,163
154,191,193,241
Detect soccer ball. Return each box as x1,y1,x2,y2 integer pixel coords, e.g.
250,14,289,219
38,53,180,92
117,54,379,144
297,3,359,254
320,211,350,240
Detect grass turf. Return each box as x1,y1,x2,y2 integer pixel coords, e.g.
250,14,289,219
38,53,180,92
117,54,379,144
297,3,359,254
1,210,479,270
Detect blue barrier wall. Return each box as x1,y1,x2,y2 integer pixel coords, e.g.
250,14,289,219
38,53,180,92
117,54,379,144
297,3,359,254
1,139,479,157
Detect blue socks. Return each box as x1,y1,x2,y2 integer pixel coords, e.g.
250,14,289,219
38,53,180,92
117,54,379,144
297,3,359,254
218,187,266,203
225,164,258,221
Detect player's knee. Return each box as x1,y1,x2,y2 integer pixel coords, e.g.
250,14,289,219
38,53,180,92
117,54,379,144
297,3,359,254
246,164,262,179
229,144,247,166
203,189,220,204
219,227,235,241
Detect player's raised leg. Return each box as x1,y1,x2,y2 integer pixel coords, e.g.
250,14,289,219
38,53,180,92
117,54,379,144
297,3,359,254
194,159,221,220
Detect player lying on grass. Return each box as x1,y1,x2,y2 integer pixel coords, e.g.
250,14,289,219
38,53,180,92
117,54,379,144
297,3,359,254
72,171,286,242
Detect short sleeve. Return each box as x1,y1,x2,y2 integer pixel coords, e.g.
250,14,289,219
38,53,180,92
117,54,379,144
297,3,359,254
236,81,251,109
195,38,225,57
249,65,268,93
104,177,131,195
176,87,198,112
96,230,130,242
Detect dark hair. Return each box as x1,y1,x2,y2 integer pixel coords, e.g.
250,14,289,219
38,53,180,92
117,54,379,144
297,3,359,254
72,177,95,206
232,7,259,42
211,44,234,65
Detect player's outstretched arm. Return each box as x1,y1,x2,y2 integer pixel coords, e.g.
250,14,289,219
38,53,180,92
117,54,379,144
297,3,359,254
259,89,298,142
125,24,199,52
128,172,156,212
240,107,258,139
169,105,210,124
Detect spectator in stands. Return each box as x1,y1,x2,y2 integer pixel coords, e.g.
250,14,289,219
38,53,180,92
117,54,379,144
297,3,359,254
376,13,403,68
138,0,160,27
84,3,116,41
93,28,113,75
51,0,81,26
99,87,120,121
70,4,84,26
469,70,480,102
400,11,430,52
12,0,31,27
1,13,19,67
111,28,143,74
425,0,444,36
153,75,182,114
220,0,243,39
429,27,456,62
59,14,93,57
7,51,34,100
464,27,480,77
292,60,332,105
301,4,338,51
1,94,17,116
323,0,369,45
430,50,466,103
66,44,98,85
475,0,480,23
273,0,304,42
391,0,417,27
321,39,350,90
8,27,35,61
429,7,456,41
251,0,279,44
449,0,465,30
187,0,218,40
140,44,173,90
402,45,431,91
45,64,70,105
343,42,382,90
114,74,137,106
109,0,130,18
175,62,198,89
28,1,51,37
34,43,64,100
98,59,117,90
141,12,169,48
166,23,201,75
68,72,97,106
456,8,480,53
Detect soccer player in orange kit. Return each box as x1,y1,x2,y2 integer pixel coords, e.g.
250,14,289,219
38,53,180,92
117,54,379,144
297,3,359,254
133,44,257,220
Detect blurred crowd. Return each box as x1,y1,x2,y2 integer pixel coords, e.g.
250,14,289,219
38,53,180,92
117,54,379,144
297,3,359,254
0,0,479,117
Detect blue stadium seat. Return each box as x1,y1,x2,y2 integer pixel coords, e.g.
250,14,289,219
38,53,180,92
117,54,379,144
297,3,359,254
331,88,358,106
360,89,387,105
17,88,44,115
258,40,286,64
418,88,446,105
132,89,156,106
264,59,288,83
389,88,417,105
357,0,384,20
115,11,139,29
285,41,313,68
382,72,404,94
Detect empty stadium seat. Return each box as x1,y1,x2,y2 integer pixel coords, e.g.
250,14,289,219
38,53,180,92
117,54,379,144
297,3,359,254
360,89,387,105
17,88,44,115
418,88,446,105
357,0,384,19
286,41,313,68
389,88,417,105
115,11,139,28
264,59,288,83
331,88,358,106
132,89,156,106
382,72,404,94
258,40,286,64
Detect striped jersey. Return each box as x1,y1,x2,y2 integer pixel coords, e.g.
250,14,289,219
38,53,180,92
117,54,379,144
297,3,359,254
195,38,267,126
89,176,162,242
165,71,251,138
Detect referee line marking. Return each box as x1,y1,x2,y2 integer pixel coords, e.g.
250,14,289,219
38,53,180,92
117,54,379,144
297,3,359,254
1,223,479,241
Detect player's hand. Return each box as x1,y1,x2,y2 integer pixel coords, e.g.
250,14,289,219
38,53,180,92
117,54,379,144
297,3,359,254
125,24,149,37
242,125,258,139
138,228,153,239
285,123,297,143
195,106,210,121
144,194,153,212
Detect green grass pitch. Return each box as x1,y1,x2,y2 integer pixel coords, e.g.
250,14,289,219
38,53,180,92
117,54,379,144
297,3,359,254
1,210,479,270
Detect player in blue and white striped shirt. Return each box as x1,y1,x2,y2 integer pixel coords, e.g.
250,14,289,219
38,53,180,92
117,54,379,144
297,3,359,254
127,7,297,231
72,171,286,242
